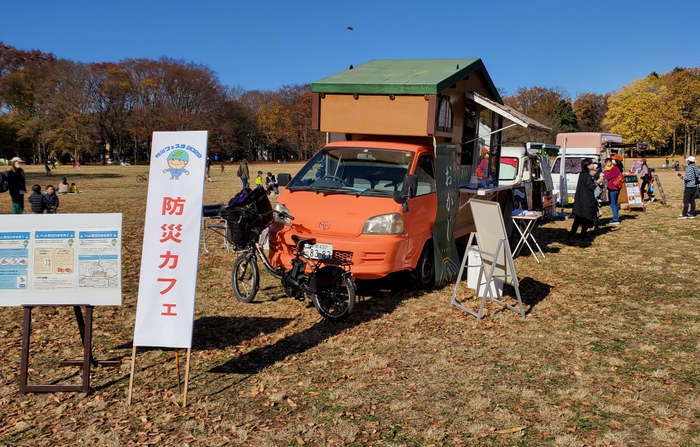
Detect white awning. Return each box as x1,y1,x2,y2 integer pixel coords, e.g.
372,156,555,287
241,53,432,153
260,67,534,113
465,91,551,132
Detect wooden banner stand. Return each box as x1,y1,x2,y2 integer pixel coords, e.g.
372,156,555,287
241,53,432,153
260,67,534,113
653,174,667,205
19,305,121,394
127,347,191,407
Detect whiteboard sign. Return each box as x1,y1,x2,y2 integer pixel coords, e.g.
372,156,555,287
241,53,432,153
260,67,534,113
0,213,122,306
469,199,514,285
624,174,644,206
132,131,208,349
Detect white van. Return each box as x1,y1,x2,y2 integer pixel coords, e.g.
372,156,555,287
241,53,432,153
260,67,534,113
551,133,623,205
499,143,557,216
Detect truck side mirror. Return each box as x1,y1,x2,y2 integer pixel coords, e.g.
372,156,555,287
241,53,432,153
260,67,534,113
277,173,291,186
393,174,418,205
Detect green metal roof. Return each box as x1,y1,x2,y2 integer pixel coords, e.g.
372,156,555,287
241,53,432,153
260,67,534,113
312,58,501,102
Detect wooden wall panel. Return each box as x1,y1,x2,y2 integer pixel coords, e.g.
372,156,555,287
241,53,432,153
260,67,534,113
319,95,430,136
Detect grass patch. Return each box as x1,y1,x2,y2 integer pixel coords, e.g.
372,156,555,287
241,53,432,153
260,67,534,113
0,161,699,445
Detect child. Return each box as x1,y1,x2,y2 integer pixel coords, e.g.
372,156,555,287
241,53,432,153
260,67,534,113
220,162,225,173
254,171,264,188
70,182,79,193
27,184,48,214
44,185,59,213
266,172,279,197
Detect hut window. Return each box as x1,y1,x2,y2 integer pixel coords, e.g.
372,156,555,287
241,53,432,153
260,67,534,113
437,96,453,132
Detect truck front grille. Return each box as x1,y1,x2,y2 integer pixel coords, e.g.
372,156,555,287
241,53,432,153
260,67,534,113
333,250,353,263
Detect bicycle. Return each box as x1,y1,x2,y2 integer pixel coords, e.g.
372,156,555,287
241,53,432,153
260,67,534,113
136,172,150,183
222,191,356,321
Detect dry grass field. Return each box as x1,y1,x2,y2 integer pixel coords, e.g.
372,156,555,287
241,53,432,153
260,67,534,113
1,158,699,446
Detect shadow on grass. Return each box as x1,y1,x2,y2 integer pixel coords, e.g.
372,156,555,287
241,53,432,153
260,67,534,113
24,172,125,181
504,276,553,315
114,317,293,352
533,220,628,249
209,272,422,376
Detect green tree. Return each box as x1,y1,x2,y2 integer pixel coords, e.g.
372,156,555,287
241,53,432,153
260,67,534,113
552,99,578,133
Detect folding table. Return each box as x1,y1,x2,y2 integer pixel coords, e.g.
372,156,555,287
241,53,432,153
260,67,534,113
511,211,545,263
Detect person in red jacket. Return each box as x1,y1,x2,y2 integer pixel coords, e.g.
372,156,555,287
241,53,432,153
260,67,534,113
603,155,623,225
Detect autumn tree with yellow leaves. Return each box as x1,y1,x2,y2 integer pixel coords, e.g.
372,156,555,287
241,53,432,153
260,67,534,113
604,68,700,156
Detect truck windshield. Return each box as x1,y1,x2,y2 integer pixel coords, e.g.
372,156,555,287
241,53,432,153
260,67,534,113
288,147,414,195
551,157,590,174
499,157,518,181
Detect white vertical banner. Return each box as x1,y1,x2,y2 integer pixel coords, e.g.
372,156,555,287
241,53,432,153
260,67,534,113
133,131,208,348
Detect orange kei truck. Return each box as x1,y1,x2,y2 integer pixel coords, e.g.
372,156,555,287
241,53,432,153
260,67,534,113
268,59,550,288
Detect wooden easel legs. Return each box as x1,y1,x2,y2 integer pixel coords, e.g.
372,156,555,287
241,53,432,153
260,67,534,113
19,305,120,394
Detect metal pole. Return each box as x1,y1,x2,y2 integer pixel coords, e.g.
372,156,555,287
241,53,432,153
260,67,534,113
560,137,568,215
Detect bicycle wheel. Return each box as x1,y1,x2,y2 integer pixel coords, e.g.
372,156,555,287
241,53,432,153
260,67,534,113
311,266,355,322
136,175,145,183
232,253,259,303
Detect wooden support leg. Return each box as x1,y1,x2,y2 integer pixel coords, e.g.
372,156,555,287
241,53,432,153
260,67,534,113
19,306,33,394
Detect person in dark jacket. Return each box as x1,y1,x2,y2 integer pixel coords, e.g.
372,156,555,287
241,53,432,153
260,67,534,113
44,185,59,213
6,157,27,214
569,159,604,239
27,184,48,214
677,155,700,219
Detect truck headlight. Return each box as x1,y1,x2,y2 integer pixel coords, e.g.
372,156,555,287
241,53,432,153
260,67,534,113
362,213,404,234
273,203,292,225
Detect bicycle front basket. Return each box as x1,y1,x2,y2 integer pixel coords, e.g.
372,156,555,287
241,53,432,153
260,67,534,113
223,207,263,249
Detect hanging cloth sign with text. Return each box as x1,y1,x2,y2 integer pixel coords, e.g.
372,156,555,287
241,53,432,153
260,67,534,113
132,131,208,349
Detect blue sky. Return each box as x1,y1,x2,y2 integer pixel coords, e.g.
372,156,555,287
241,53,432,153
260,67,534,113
2,0,698,98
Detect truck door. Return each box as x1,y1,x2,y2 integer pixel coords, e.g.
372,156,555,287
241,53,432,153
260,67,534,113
405,155,438,267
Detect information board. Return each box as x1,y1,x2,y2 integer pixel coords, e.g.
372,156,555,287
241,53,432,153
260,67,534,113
0,213,122,306
623,174,644,208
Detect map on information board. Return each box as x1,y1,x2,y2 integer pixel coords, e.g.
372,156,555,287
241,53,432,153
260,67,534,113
0,214,122,306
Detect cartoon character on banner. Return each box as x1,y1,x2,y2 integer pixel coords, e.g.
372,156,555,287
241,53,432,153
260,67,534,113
163,150,190,180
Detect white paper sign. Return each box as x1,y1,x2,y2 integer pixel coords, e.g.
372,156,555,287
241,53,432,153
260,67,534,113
132,131,208,349
0,213,122,306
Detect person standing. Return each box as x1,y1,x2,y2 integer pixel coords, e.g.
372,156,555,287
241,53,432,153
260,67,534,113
237,158,249,189
44,160,52,177
639,158,652,202
27,185,48,214
44,185,59,213
266,172,279,197
677,155,700,219
569,159,603,239
6,157,27,214
205,157,212,182
603,155,623,225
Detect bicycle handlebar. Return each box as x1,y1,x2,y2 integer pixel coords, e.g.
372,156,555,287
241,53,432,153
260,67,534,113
274,210,294,221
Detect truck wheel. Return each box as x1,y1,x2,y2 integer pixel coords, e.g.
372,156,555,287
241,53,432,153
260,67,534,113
414,241,435,290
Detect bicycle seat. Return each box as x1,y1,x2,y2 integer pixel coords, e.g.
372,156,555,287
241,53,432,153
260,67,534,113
291,235,316,250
